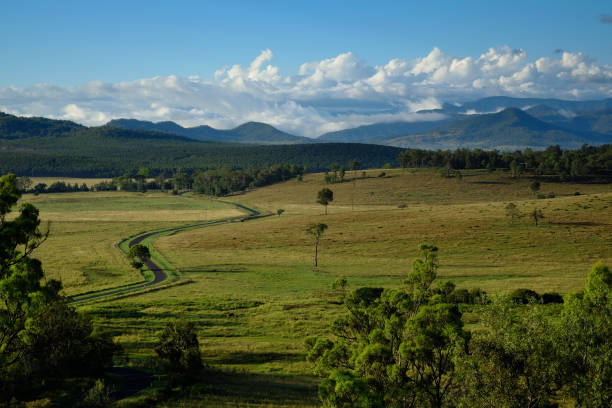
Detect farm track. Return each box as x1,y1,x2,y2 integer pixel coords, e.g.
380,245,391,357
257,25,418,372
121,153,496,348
70,201,262,303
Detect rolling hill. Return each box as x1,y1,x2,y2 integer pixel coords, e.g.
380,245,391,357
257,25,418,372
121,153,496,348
384,108,611,150
107,118,312,144
441,96,612,114
317,119,450,143
523,105,612,137
0,112,403,176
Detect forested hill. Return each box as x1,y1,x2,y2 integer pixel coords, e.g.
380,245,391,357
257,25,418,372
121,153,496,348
0,113,402,176
386,108,611,150
107,118,313,144
0,112,84,138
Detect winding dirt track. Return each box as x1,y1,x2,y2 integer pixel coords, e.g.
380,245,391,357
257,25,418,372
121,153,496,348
71,202,260,302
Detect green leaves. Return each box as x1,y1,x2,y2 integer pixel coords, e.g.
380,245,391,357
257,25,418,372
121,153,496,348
0,174,21,217
308,244,468,408
155,319,202,380
0,172,120,400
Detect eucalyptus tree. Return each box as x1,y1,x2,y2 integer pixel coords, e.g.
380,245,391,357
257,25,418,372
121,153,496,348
306,244,469,408
317,188,334,215
306,223,328,267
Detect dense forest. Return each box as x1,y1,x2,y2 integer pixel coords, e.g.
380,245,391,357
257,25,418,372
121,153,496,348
0,113,403,176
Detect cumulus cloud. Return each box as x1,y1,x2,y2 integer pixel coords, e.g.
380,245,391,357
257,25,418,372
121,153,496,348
1,47,611,137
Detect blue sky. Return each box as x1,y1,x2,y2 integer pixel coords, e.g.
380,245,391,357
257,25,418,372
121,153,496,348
1,1,611,135
2,0,611,86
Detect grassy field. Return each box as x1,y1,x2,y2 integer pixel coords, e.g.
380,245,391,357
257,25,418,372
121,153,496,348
62,169,610,407
20,191,242,295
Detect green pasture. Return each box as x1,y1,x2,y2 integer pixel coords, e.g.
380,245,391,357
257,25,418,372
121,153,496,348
25,191,229,212
64,169,611,407
18,191,239,296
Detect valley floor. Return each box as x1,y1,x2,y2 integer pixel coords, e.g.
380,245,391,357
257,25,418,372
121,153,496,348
23,169,612,407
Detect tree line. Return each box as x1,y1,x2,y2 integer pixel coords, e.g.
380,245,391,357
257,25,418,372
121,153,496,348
397,144,612,181
16,164,306,197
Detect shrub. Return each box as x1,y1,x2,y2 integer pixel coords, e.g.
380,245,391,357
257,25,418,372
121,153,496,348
510,288,541,304
541,292,564,304
155,320,202,381
81,379,111,408
448,288,471,304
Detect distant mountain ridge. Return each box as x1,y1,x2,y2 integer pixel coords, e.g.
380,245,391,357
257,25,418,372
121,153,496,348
106,118,312,145
0,112,404,177
441,96,612,114
3,95,612,152
385,108,610,150
315,97,612,149
317,119,451,143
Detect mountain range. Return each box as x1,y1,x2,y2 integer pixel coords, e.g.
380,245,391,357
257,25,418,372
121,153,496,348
107,119,312,144
1,96,611,155
0,112,403,176
316,97,612,149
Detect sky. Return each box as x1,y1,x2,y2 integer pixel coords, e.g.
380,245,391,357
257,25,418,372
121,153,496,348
1,0,611,137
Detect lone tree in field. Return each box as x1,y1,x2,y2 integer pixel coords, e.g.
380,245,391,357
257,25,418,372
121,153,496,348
277,208,285,217
530,180,541,195
128,243,151,270
349,159,361,179
505,202,521,224
349,159,361,210
306,223,328,267
531,208,544,226
317,188,334,215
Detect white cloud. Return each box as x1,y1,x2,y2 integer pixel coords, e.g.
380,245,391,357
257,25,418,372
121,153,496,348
1,46,611,137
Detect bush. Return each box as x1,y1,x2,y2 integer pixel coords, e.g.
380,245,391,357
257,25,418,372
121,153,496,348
547,192,555,198
541,292,564,304
448,288,471,304
81,379,111,408
155,320,202,381
447,287,485,304
510,288,541,304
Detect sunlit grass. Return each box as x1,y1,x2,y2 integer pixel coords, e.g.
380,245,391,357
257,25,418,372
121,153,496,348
20,170,611,406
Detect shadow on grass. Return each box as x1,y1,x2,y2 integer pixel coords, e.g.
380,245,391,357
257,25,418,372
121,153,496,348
118,368,319,407
550,221,603,227
182,267,249,274
186,369,319,407
210,351,305,365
